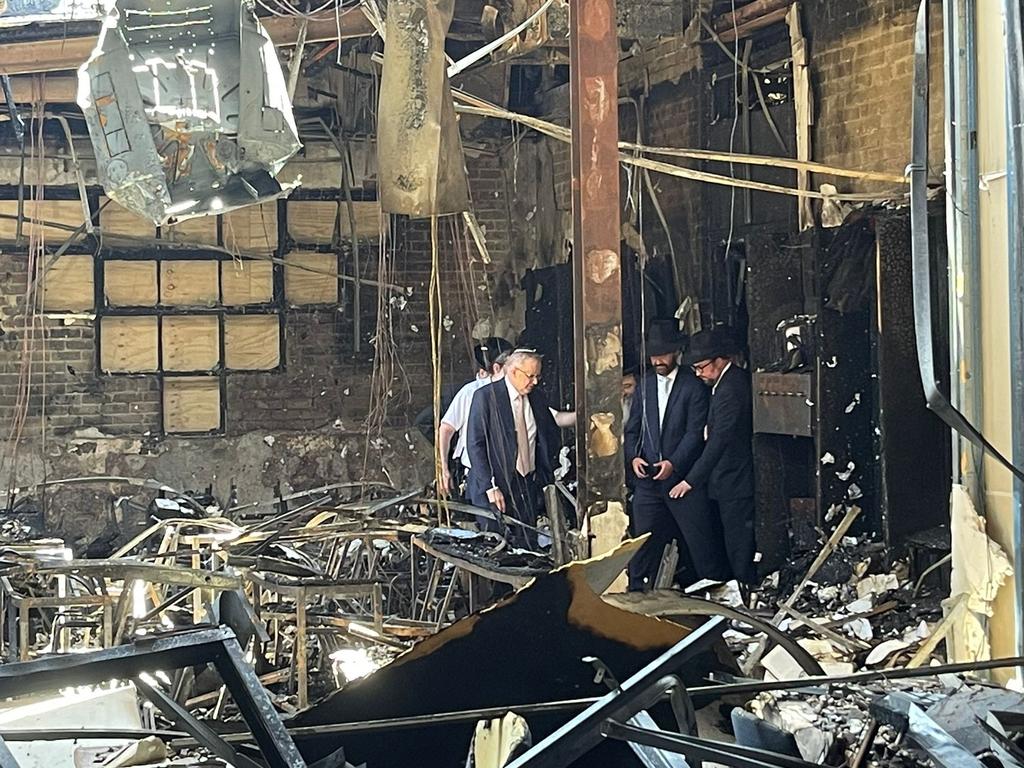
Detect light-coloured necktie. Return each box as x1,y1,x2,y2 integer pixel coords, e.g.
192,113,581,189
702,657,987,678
515,395,533,476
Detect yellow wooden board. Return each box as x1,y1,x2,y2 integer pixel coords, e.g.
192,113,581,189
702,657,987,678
0,199,90,242
99,316,159,372
42,254,94,311
284,251,338,305
161,315,220,372
159,260,219,306
99,197,157,239
224,315,280,370
104,260,158,306
160,214,218,246
220,260,275,305
163,376,221,433
287,200,382,242
223,202,278,255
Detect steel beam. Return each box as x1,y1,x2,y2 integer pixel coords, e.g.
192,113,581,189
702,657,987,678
505,617,725,768
569,0,625,535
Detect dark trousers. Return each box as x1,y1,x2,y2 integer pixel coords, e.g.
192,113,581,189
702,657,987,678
628,483,731,591
712,495,757,585
470,471,543,550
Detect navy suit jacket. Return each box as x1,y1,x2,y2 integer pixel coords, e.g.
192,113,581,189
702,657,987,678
684,364,754,500
466,380,559,498
624,369,709,487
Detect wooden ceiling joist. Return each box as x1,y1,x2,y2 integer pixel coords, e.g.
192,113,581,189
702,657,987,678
0,7,375,79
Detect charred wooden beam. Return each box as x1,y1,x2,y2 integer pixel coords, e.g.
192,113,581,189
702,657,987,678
569,0,626,538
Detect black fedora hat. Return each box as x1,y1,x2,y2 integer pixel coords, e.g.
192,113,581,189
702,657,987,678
645,320,687,357
683,327,740,366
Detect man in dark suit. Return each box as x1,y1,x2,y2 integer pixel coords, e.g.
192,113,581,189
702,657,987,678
466,349,560,549
670,327,757,585
625,322,730,591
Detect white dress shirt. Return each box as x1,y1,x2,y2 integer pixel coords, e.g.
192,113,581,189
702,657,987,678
505,375,537,470
440,376,490,468
656,368,678,427
712,361,733,396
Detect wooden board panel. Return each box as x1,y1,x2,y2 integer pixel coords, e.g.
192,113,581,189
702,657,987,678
163,376,221,433
221,260,275,305
224,315,280,370
100,316,158,372
42,254,94,311
160,260,220,306
0,200,90,242
284,252,339,305
104,260,158,306
223,202,278,254
160,215,218,246
99,197,157,239
287,200,339,243
161,315,220,372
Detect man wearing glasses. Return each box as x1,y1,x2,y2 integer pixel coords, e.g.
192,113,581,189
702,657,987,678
465,349,560,548
669,326,757,585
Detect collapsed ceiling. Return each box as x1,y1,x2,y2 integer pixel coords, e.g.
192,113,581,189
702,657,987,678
77,0,301,225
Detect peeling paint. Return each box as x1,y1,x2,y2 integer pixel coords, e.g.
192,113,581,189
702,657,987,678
585,248,619,283
589,411,618,457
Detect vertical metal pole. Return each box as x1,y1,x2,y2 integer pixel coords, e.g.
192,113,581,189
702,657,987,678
944,0,983,505
569,0,625,538
1001,0,1024,664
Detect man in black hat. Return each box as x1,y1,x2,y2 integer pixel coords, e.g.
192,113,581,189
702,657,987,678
670,326,757,585
625,320,731,590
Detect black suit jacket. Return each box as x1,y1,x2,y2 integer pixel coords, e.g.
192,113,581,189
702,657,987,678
624,370,709,487
466,380,559,498
684,364,754,500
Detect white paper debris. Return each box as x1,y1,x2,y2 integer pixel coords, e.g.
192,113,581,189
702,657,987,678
263,435,276,447
843,617,873,642
855,573,899,599
820,452,836,465
825,356,838,368
866,639,910,666
845,393,862,413
846,597,873,613
837,461,856,481
847,483,863,500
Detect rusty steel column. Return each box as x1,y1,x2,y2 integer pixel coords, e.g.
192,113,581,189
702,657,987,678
569,0,625,550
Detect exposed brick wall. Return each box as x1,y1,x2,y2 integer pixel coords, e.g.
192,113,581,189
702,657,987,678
804,0,945,193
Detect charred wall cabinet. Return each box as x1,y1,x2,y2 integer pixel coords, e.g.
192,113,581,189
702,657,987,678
745,214,950,568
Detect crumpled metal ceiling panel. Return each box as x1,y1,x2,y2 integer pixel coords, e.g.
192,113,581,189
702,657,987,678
77,0,301,226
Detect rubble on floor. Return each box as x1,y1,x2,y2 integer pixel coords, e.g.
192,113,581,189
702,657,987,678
0,482,1022,768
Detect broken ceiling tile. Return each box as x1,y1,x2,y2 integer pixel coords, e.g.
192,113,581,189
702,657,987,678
855,573,900,600
78,0,301,226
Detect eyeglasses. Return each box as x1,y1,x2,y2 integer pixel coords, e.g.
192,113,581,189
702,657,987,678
691,360,713,374
512,367,541,384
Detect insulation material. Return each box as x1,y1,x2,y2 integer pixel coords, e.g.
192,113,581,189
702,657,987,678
0,200,87,242
287,201,340,244
284,252,338,305
42,254,94,311
223,202,278,254
945,484,1013,663
159,260,220,306
224,314,280,370
377,0,469,216
220,260,274,305
162,376,221,433
161,315,220,372
161,216,218,246
100,316,158,372
99,197,157,239
104,260,158,306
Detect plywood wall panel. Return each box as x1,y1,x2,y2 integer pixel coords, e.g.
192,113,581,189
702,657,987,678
284,252,338,305
161,315,220,372
163,376,221,433
223,202,278,255
224,315,280,370
100,316,159,372
160,260,219,306
0,200,90,242
221,260,274,305
104,260,158,306
43,254,94,311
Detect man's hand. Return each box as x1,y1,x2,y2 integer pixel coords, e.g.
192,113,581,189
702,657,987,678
439,467,452,496
486,487,506,514
631,457,650,479
669,480,692,499
652,459,674,481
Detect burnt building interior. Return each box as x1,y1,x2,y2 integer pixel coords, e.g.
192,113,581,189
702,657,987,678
0,0,1023,766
